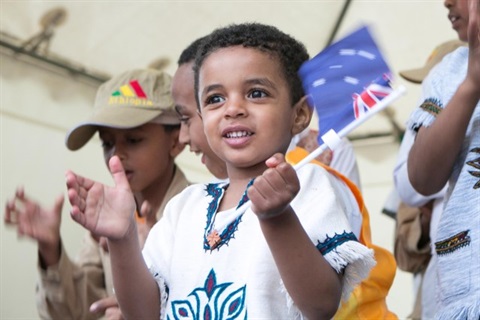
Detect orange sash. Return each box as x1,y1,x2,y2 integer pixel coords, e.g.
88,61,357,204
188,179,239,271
287,147,397,319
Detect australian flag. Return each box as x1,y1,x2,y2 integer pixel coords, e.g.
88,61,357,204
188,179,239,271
299,25,393,140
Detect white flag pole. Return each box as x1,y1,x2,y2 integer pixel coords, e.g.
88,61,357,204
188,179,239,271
210,85,407,236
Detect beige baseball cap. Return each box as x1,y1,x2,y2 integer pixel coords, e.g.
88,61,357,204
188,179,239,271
66,69,180,150
399,39,466,84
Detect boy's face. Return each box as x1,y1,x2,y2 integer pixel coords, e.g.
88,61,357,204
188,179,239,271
198,46,309,171
98,123,181,193
173,62,228,179
445,0,470,41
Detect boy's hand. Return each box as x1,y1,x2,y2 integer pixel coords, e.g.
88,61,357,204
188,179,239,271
4,187,63,247
66,156,136,240
248,153,300,220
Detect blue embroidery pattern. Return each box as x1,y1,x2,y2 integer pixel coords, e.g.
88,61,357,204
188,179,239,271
419,97,442,116
168,269,247,319
316,231,358,255
466,147,480,189
203,181,254,251
435,230,471,255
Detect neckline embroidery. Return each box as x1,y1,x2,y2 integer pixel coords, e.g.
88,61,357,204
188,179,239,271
203,180,253,251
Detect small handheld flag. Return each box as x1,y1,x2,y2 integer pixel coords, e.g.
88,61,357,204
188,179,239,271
299,25,394,141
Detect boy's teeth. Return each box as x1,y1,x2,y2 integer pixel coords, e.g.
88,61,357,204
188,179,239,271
227,131,250,138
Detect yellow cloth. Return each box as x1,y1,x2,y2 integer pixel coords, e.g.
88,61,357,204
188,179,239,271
286,147,398,319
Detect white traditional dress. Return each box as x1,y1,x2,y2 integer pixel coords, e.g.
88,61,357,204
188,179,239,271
408,47,480,319
143,163,375,319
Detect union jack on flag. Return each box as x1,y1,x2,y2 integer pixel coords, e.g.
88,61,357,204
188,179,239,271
353,74,392,119
299,25,393,140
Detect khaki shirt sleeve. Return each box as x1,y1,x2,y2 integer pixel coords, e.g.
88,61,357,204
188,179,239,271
394,202,431,273
36,233,110,320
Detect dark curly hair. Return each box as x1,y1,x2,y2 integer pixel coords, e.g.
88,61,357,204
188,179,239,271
193,23,309,108
177,36,208,66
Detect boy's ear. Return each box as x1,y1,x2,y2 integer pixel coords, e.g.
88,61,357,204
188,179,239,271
291,96,313,136
169,128,186,158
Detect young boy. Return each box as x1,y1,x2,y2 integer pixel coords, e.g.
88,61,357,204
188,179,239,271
4,69,189,320
65,23,375,319
406,0,480,317
173,36,228,181
174,34,396,319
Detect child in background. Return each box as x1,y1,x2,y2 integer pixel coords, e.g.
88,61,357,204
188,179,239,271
173,36,228,181
65,22,375,319
406,0,480,317
394,39,465,319
4,69,189,320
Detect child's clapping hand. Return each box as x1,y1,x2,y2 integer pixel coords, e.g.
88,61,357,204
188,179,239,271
4,187,63,246
66,155,137,240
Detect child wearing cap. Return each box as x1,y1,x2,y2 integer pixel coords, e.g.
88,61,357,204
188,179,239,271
400,0,480,318
65,22,375,319
4,69,189,320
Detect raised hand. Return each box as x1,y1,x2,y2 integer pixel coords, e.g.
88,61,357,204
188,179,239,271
66,156,136,240
247,153,300,220
4,187,63,247
92,200,153,252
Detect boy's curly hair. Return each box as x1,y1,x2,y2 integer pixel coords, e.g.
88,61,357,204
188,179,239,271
193,23,309,108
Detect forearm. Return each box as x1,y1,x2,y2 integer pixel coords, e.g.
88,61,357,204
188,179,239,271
259,208,341,319
393,130,440,206
408,81,479,195
394,161,446,207
38,239,61,268
37,242,106,320
108,223,160,319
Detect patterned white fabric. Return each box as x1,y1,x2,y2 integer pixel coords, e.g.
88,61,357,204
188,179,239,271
143,163,375,319
408,47,480,319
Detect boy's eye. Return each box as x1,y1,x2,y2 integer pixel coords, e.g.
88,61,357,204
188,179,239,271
101,140,113,149
127,137,142,144
248,89,268,99
205,94,225,106
179,116,190,124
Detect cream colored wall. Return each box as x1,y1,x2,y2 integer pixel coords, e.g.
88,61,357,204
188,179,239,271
1,56,106,319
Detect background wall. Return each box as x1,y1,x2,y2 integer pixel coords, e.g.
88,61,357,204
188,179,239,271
1,1,459,319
